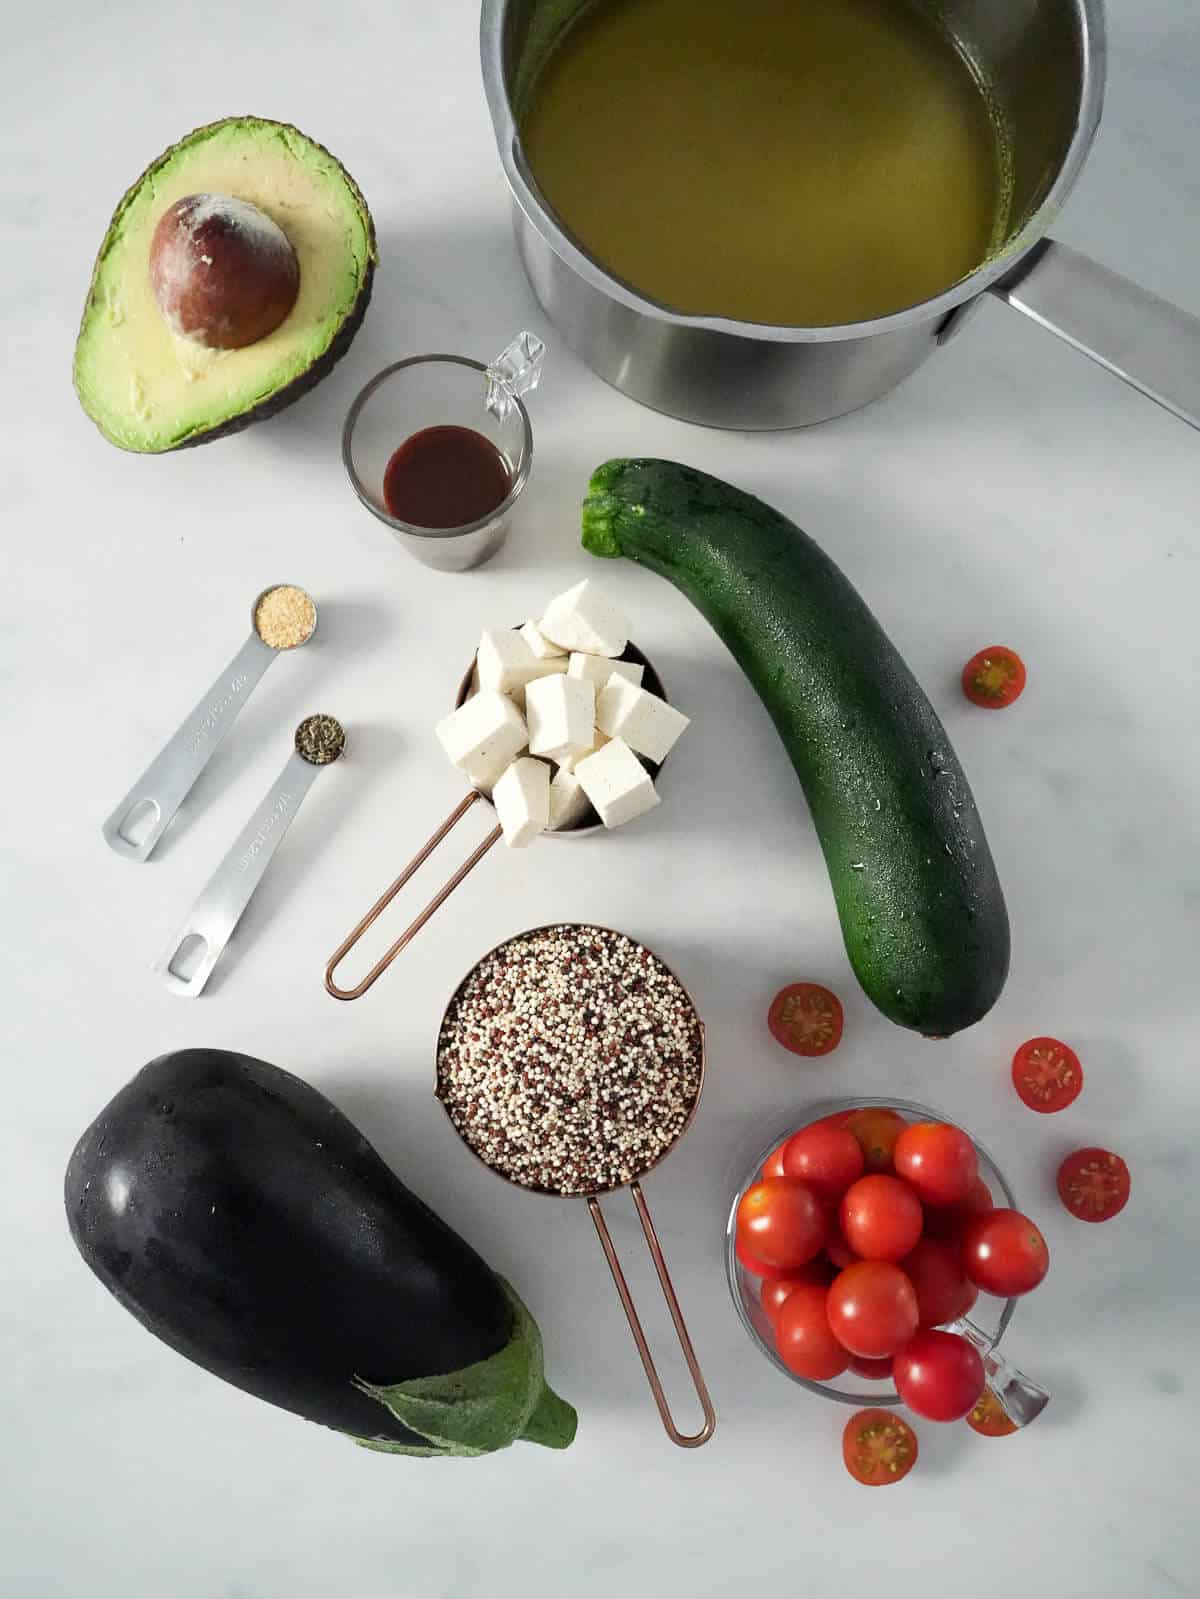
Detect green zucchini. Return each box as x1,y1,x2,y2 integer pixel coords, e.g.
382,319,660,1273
581,459,1009,1037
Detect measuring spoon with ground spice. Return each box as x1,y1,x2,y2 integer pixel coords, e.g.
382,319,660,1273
155,714,345,997
102,584,317,862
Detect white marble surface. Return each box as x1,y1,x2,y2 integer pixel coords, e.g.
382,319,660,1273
3,2,1199,1594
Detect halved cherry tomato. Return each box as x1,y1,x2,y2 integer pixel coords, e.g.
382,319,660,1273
762,1139,791,1180
1012,1037,1083,1114
840,1174,923,1262
736,1233,792,1280
775,1283,849,1380
842,1408,918,1486
782,1121,865,1201
760,1262,832,1324
826,1261,919,1358
924,1175,994,1241
962,645,1026,709
1057,1148,1130,1223
961,1208,1049,1296
844,1107,908,1173
894,1329,984,1421
893,1121,978,1207
849,1354,895,1380
966,1387,1018,1437
768,983,844,1057
901,1236,978,1327
737,1178,828,1269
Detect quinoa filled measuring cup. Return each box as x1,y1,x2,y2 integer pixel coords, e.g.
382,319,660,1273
436,923,715,1447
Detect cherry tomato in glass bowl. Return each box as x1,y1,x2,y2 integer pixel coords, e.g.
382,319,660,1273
894,1329,985,1422
843,1408,918,1486
923,1175,994,1241
826,1261,919,1358
966,1387,1018,1437
735,1233,793,1280
961,1208,1049,1296
893,1121,979,1206
840,1174,923,1262
962,645,1026,709
760,1263,832,1323
775,1283,850,1381
901,1236,978,1327
767,983,844,1057
737,1178,827,1269
782,1120,865,1201
761,1139,790,1180
849,1354,895,1380
1057,1148,1130,1222
824,1226,860,1270
1012,1037,1083,1114
844,1106,908,1172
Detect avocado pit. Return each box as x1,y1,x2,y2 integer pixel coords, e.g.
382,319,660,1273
149,192,300,349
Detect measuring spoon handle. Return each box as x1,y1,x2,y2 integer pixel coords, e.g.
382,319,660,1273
102,632,276,862
155,751,321,997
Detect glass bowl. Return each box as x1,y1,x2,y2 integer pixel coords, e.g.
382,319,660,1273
725,1096,1020,1411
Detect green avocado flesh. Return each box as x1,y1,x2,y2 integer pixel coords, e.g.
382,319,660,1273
74,116,376,452
582,458,1010,1037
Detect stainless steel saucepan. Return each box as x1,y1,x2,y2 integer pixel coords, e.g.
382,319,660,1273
481,0,1200,431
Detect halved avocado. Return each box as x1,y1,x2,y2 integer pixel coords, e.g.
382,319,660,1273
74,116,377,452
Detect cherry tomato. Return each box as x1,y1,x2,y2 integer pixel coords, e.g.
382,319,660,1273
843,1407,918,1486
1012,1037,1083,1114
961,1208,1049,1296
849,1354,895,1380
1057,1148,1130,1223
825,1226,860,1270
761,1139,790,1180
737,1178,828,1269
924,1175,994,1241
893,1121,979,1206
840,1174,923,1262
826,1261,919,1358
760,1262,831,1324
894,1329,985,1421
774,1283,850,1381
735,1233,792,1280
962,645,1026,709
901,1236,978,1327
966,1387,1018,1437
767,983,844,1057
844,1107,908,1173
782,1121,865,1201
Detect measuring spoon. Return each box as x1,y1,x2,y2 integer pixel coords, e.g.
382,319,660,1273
155,715,345,998
102,584,317,862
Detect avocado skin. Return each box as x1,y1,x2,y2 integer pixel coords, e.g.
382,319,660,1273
73,116,378,452
64,1049,511,1447
582,458,1010,1037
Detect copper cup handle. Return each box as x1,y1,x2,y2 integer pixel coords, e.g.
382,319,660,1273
325,791,502,1000
588,1182,716,1448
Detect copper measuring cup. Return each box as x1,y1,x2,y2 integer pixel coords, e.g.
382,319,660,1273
324,641,670,1000
435,922,716,1448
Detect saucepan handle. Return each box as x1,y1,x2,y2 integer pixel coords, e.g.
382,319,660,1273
588,1183,716,1448
990,239,1200,431
324,791,501,1000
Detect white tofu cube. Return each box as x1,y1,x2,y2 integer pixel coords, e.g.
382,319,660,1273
492,757,550,848
574,738,660,829
436,690,527,777
526,673,595,758
566,652,644,690
555,728,609,773
548,768,592,831
476,628,541,698
520,620,567,660
596,678,690,764
462,742,525,794
539,580,630,658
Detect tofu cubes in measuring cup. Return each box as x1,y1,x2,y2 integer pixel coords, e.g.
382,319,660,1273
434,580,689,847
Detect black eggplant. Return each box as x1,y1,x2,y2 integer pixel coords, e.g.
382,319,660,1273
65,1049,575,1456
